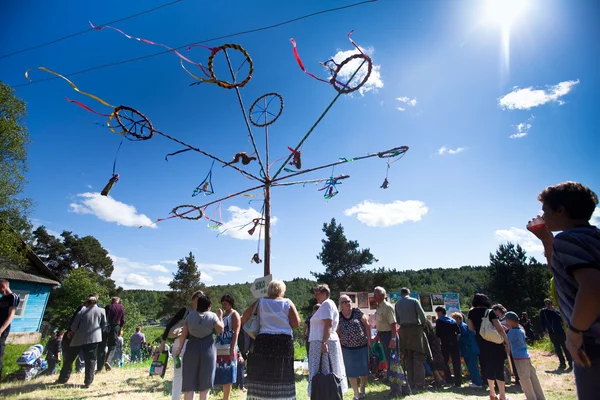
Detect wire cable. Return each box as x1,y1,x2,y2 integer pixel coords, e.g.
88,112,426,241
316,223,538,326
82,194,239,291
0,0,185,60
11,0,378,88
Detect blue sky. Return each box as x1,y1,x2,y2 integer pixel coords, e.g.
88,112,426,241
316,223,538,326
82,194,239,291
2,0,599,290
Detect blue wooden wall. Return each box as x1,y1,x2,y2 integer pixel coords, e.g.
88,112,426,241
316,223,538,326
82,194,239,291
8,281,52,333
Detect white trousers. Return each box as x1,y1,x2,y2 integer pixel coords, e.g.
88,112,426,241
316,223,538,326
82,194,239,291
171,337,188,400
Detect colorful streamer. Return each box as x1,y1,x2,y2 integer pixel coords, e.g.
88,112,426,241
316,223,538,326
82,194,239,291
25,67,115,108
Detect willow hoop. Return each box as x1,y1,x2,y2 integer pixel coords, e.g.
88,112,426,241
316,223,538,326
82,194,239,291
208,44,254,89
331,53,372,94
249,93,284,127
114,105,154,140
172,205,204,220
377,146,409,158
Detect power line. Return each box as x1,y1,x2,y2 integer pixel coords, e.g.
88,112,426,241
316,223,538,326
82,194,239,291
11,0,378,89
0,0,185,60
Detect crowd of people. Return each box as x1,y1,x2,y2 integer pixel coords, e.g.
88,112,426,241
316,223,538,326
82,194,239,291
0,183,598,400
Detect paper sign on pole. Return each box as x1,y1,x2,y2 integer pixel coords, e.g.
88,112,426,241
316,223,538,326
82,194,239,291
251,274,272,298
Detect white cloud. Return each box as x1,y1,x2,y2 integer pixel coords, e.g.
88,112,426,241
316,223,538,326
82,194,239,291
123,273,152,287
69,192,156,228
344,200,428,227
437,146,465,155
509,122,531,139
509,133,527,139
156,276,172,285
219,206,278,241
148,264,169,273
396,96,417,111
494,227,544,253
160,260,178,265
198,263,242,274
592,207,600,225
499,79,579,110
329,46,383,96
86,184,93,189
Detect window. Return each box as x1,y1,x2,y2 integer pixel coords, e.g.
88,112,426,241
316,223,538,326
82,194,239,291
12,290,29,317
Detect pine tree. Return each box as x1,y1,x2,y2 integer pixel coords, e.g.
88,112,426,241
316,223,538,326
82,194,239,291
487,242,551,314
313,218,377,298
162,252,204,315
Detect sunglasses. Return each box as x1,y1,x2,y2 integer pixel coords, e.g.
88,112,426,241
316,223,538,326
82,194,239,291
341,300,350,304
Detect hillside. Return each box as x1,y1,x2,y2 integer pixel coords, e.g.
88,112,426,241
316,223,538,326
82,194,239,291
122,266,489,319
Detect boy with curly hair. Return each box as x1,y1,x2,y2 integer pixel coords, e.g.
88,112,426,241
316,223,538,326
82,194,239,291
528,181,600,399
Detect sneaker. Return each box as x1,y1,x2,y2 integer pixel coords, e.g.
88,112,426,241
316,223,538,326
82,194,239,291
469,383,483,388
359,392,366,399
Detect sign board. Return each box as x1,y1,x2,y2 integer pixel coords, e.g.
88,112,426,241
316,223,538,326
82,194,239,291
341,290,460,326
250,274,272,298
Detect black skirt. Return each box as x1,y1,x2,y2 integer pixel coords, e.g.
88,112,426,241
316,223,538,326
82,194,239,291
246,333,295,400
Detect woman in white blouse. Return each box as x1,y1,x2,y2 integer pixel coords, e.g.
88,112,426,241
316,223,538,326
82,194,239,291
307,284,348,396
241,280,300,400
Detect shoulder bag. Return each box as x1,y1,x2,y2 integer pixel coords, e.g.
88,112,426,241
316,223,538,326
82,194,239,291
168,308,190,339
310,353,343,400
243,299,261,339
479,309,504,344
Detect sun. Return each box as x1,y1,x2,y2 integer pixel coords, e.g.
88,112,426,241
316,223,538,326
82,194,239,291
482,0,528,27
481,0,529,79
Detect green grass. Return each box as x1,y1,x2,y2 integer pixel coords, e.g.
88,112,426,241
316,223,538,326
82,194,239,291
530,335,555,353
143,326,165,344
0,345,575,399
1,344,30,380
294,341,307,361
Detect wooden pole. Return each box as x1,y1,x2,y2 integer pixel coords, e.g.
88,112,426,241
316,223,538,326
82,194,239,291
263,180,271,277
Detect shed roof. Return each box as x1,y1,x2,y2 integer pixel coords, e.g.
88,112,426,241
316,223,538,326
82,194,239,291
0,248,61,287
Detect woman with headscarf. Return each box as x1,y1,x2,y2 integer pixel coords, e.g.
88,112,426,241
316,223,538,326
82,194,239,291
337,294,370,399
308,284,348,396
241,280,300,400
175,292,224,400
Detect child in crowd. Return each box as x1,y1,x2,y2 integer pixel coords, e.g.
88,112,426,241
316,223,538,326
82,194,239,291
44,331,63,375
451,312,483,388
505,312,546,400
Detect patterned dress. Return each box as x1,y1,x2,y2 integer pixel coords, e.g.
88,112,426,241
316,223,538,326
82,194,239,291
215,311,238,385
308,299,348,395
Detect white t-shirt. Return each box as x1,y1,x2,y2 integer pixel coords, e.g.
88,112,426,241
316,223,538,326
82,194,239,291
258,298,293,336
309,299,339,342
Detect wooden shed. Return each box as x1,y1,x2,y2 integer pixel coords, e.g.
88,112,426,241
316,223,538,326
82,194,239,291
0,249,60,344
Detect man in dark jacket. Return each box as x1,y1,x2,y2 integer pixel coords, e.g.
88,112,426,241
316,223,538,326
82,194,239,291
435,306,462,387
540,298,573,369
99,297,125,371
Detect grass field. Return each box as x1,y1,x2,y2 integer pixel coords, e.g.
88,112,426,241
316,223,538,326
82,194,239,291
0,346,576,400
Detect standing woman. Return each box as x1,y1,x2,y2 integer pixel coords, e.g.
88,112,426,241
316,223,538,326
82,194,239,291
215,294,241,400
308,284,348,396
337,294,370,400
159,291,203,400
241,280,301,400
175,292,224,400
468,294,511,400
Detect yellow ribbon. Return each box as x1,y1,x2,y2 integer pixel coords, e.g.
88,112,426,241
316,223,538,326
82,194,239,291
25,67,115,108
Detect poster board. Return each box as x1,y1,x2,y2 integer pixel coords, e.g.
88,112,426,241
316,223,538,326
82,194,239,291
340,291,461,327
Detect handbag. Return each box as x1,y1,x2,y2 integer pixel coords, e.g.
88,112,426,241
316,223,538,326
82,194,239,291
243,299,260,339
310,353,343,400
167,308,190,339
479,309,504,344
149,351,169,378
